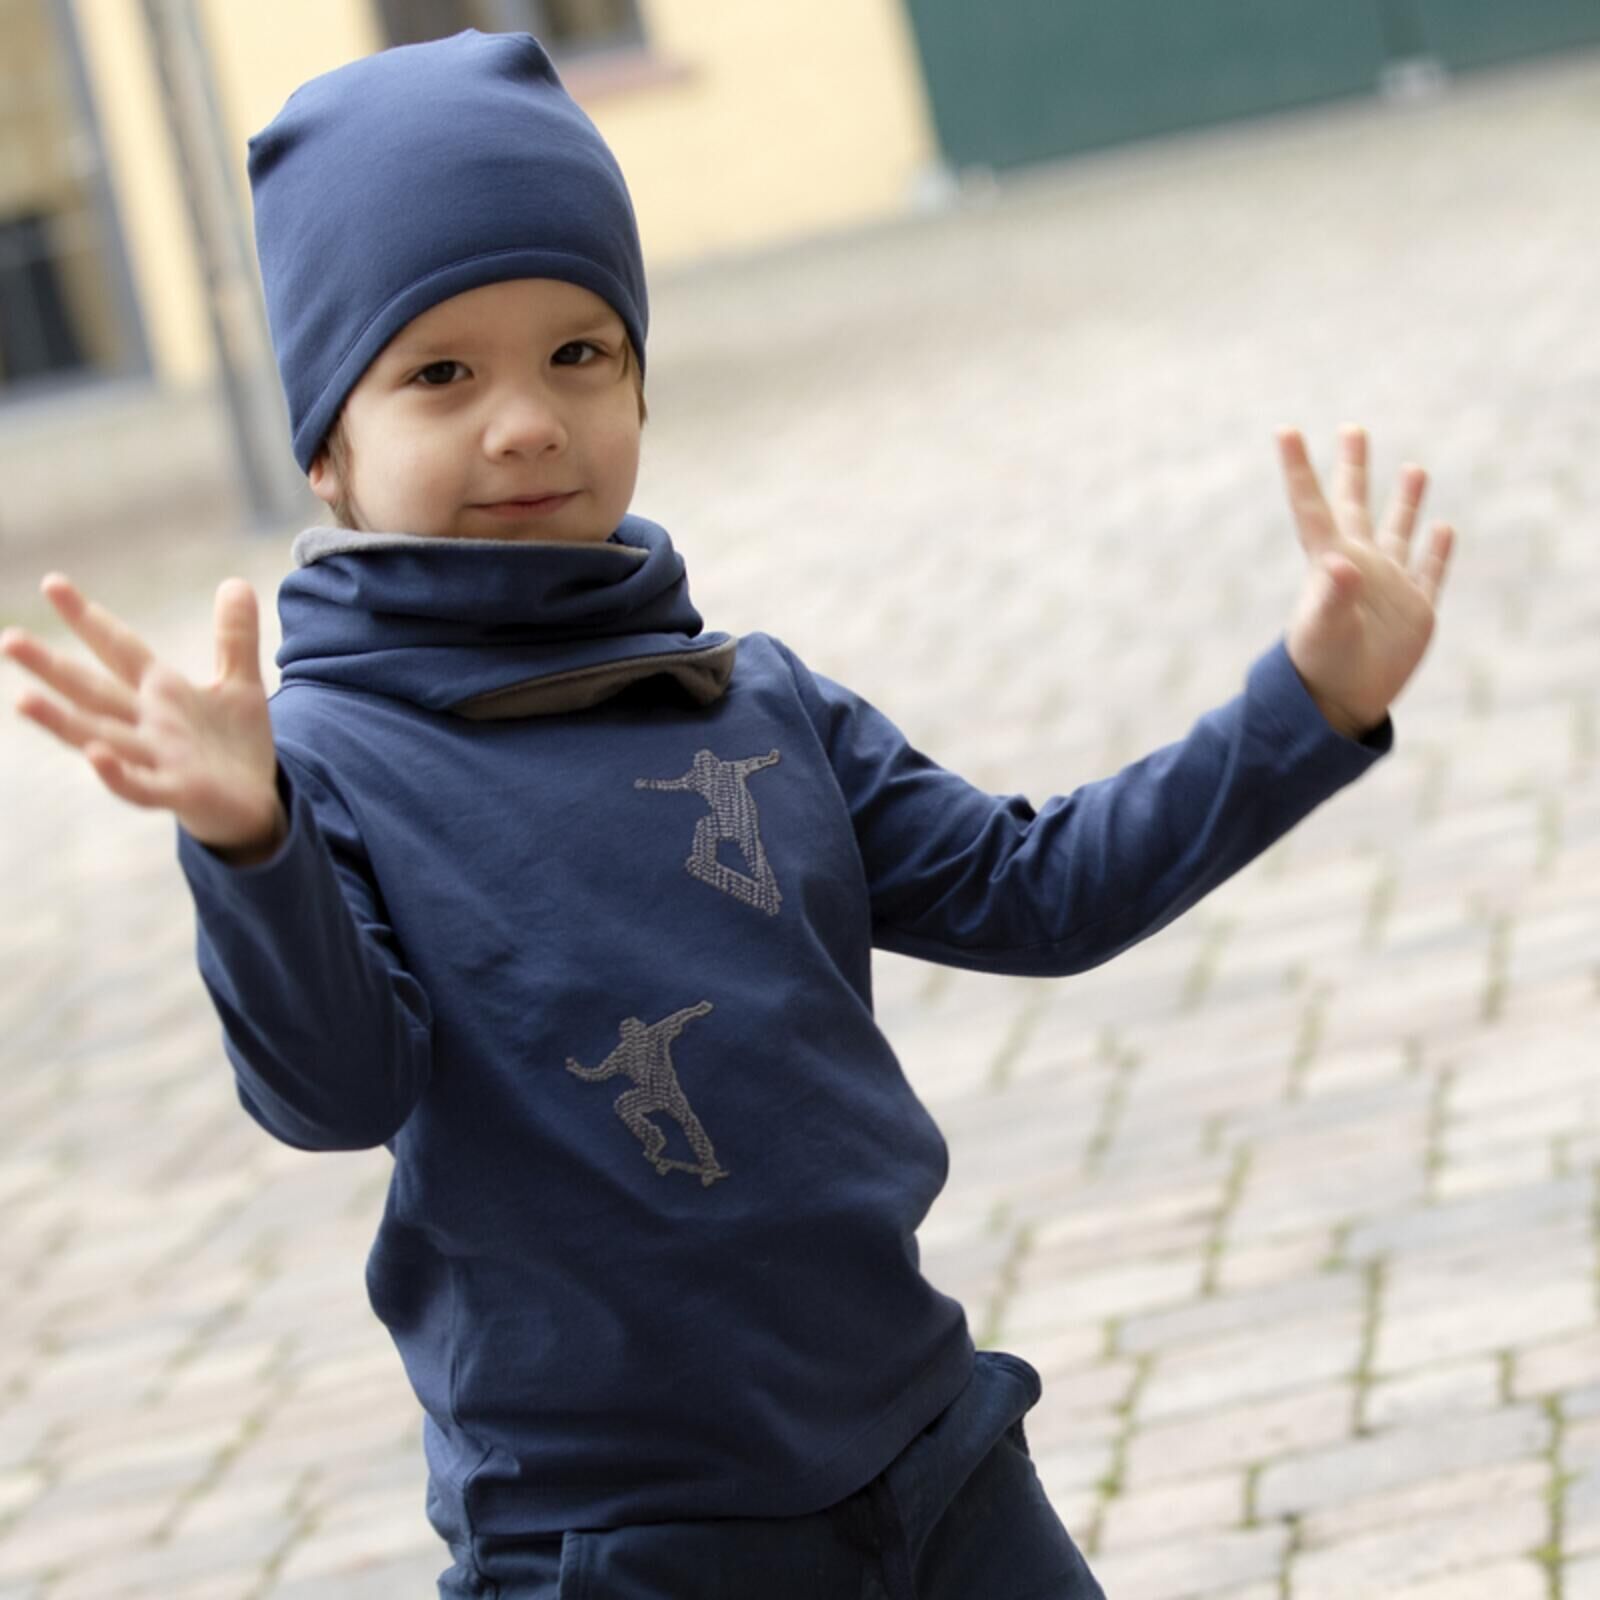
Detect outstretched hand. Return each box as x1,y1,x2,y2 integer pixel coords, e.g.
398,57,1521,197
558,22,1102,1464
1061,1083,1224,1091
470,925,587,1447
1279,426,1454,739
2,576,284,861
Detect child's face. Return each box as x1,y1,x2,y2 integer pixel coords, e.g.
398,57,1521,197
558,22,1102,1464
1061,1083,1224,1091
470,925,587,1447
309,278,642,542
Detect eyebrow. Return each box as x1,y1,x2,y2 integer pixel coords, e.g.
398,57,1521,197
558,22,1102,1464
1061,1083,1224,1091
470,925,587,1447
390,313,623,363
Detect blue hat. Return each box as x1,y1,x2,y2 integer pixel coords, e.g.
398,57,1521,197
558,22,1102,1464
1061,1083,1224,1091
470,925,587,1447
248,31,649,471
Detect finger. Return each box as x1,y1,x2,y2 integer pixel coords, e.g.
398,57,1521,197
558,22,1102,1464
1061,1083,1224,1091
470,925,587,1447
1377,464,1428,560
212,579,264,687
0,626,140,722
1312,550,1365,620
1415,522,1454,607
14,688,157,767
1334,424,1372,538
84,743,180,811
41,573,155,687
1277,427,1338,554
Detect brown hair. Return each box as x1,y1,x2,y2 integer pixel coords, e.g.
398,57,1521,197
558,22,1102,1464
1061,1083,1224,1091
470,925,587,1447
321,415,360,530
318,340,648,532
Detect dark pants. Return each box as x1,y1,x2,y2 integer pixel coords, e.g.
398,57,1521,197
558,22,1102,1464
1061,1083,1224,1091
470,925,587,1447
438,1352,1106,1599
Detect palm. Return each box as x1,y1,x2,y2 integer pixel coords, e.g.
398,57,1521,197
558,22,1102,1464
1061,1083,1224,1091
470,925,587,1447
1279,427,1454,738
132,655,278,844
2,576,282,855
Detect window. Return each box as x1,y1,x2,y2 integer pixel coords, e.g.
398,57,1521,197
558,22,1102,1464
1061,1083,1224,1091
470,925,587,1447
377,0,644,58
0,0,143,396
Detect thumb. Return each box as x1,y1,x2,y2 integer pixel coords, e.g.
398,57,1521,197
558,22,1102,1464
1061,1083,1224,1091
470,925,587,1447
213,578,263,688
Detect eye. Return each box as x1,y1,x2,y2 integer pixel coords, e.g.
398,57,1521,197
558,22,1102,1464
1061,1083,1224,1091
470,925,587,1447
552,340,603,368
412,360,468,387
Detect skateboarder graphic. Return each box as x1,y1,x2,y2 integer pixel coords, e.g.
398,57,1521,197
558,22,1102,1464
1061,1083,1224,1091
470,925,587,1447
566,1002,728,1186
635,749,782,915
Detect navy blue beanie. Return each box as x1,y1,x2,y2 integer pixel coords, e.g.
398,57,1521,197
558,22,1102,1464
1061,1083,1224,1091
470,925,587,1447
248,30,648,471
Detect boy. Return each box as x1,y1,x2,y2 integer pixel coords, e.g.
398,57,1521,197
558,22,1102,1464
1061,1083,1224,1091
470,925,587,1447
1,30,1453,1599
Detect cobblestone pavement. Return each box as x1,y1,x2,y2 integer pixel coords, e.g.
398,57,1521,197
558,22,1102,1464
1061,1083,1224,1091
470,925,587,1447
3,52,1599,1599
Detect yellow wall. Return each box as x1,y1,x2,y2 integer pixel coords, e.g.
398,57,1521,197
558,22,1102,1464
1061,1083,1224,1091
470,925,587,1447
584,0,939,266
2,2,76,210
196,0,384,222
69,0,937,386
2,3,116,376
66,0,384,390
70,0,211,385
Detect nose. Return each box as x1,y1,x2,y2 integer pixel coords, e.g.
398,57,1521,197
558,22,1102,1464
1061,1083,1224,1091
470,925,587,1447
482,383,567,458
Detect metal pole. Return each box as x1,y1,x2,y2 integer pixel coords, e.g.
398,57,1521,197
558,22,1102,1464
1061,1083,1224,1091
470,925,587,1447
137,0,307,529
46,0,153,382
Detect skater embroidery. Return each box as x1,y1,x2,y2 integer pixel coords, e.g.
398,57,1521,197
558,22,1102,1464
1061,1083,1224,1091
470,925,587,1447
566,1002,729,1187
635,749,783,916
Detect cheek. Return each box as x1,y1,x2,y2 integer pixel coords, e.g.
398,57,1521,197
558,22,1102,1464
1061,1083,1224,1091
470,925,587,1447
378,429,464,494
592,403,642,470
597,433,641,507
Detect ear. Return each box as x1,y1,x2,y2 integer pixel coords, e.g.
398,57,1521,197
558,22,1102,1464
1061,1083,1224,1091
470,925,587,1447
307,446,341,508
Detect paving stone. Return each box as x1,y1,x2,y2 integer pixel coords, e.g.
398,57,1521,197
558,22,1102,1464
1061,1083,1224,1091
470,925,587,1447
1298,1458,1549,1547
1433,1140,1561,1200
1022,1220,1215,1282
1213,1231,1335,1295
1290,1492,1547,1600
1564,1466,1600,1558
1023,1397,1121,1459
1002,1253,1205,1336
1364,1357,1503,1429
272,1485,440,1585
1030,1168,1231,1254
173,1472,304,1540
1139,1314,1364,1421
1384,1561,1549,1600
1224,1079,1430,1153
1515,1329,1600,1399
1375,1276,1595,1375
1032,1357,1138,1417
0,1474,43,1522
42,1520,288,1599
1444,1090,1599,1157
1344,1177,1593,1260
0,1490,172,1581
1255,1407,1551,1520
1228,1163,1428,1241
1567,1553,1600,1600
1032,1436,1119,1500
1119,1273,1362,1358
1124,1384,1354,1489
1096,1470,1246,1551
268,1553,448,1598
1011,1324,1108,1379
1044,1486,1101,1546
1562,1415,1600,1474
1088,1526,1290,1600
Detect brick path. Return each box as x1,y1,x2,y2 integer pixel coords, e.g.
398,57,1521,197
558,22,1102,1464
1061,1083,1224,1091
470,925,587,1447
3,52,1599,1598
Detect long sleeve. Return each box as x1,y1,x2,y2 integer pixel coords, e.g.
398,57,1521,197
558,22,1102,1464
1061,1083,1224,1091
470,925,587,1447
783,639,1389,977
177,746,434,1151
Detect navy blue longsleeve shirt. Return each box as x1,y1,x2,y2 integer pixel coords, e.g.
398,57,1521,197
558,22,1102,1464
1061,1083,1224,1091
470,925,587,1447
178,517,1387,1541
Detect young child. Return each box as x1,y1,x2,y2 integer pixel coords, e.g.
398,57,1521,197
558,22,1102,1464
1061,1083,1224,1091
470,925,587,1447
1,30,1453,1600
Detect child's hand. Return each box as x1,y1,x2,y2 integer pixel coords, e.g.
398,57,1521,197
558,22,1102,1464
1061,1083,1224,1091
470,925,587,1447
1279,426,1454,739
2,575,284,862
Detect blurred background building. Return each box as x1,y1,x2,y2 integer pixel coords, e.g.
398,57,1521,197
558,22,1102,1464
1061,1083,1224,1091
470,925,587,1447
2,0,1598,551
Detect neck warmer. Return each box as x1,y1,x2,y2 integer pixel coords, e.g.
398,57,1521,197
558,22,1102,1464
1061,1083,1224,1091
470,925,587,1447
276,516,735,718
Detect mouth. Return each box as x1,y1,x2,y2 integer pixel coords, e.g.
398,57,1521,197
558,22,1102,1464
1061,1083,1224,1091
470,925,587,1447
472,492,579,518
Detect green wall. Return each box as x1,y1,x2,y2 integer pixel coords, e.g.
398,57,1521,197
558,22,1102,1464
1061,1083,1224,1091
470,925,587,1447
1416,0,1600,70
904,1,1600,171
